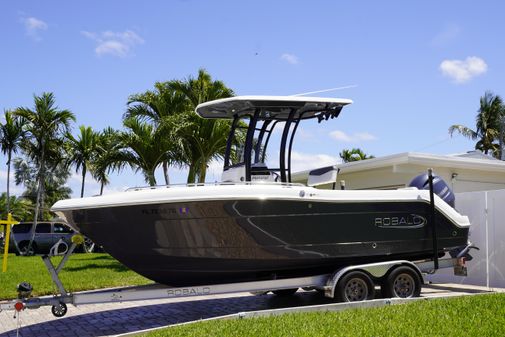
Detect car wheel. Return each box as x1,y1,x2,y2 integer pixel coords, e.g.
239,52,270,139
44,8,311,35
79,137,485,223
18,241,36,256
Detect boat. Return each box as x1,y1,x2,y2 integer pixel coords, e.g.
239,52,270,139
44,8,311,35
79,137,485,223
51,96,470,286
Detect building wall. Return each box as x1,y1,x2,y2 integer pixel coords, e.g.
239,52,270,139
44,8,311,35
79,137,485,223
295,163,505,193
427,189,505,288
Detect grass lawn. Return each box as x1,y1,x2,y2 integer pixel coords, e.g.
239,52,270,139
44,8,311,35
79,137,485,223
0,253,152,300
143,293,505,337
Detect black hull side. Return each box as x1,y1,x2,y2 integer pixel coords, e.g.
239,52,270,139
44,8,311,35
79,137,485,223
62,199,469,286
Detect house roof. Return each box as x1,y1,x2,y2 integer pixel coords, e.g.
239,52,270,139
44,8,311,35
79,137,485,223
292,151,505,180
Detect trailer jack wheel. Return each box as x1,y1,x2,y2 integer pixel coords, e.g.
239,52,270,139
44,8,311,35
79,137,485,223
51,302,67,317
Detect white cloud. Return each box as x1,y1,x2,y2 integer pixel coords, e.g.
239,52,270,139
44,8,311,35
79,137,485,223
280,53,299,65
290,151,338,172
20,16,48,40
81,30,144,57
439,56,487,83
329,130,377,142
431,24,461,46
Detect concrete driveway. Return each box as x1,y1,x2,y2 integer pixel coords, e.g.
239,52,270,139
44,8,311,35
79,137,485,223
0,283,497,337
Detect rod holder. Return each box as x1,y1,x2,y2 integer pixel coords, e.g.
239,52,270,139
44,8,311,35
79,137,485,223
428,168,439,270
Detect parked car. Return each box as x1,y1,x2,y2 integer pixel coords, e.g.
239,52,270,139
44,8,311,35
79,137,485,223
8,221,96,255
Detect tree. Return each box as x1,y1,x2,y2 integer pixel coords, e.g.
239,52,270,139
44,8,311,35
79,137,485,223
449,91,505,158
168,69,235,183
0,111,24,238
14,157,72,220
113,117,174,186
0,193,33,221
66,126,98,197
91,127,122,195
14,92,75,221
125,82,187,185
339,148,375,163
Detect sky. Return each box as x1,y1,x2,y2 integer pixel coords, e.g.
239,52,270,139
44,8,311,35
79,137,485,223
1,1,504,198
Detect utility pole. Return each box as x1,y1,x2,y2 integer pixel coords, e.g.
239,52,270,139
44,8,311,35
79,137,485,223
501,116,505,161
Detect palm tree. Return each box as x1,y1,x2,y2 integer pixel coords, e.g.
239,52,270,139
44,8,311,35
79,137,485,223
0,193,33,221
14,157,72,220
113,117,173,186
339,148,375,163
14,92,75,222
125,82,187,185
66,126,98,197
0,111,24,238
449,91,505,158
169,69,235,183
91,127,122,195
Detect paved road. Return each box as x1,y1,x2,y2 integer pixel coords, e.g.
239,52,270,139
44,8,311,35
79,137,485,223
0,284,496,337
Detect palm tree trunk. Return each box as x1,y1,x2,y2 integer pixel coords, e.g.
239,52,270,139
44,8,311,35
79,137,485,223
162,161,170,185
6,151,11,213
3,151,11,239
147,170,156,186
28,146,45,254
34,146,45,222
187,165,196,184
80,165,86,198
100,181,104,195
198,162,207,184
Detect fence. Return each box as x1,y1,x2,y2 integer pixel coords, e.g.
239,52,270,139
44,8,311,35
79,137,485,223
427,189,505,288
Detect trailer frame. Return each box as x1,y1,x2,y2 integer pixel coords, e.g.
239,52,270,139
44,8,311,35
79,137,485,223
0,238,475,318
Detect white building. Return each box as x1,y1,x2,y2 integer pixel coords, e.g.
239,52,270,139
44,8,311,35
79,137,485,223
292,151,505,193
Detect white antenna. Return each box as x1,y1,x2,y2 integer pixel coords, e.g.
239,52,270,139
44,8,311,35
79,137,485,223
291,85,358,97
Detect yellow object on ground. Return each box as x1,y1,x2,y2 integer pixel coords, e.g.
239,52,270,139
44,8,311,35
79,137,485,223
71,234,84,245
1,213,19,272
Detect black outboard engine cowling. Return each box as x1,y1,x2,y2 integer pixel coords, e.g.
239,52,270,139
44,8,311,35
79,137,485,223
409,173,455,208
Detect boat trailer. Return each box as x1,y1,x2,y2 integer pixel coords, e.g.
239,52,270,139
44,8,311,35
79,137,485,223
0,236,476,318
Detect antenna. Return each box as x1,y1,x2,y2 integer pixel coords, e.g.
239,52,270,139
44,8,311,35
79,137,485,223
291,85,358,97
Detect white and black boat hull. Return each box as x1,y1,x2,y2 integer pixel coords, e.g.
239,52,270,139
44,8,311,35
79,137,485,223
53,186,469,286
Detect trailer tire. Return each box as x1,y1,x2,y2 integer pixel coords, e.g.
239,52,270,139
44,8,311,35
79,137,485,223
272,288,298,296
336,271,374,302
382,266,421,299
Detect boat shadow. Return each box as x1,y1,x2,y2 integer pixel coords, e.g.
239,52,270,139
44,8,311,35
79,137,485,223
63,262,131,273
0,291,335,337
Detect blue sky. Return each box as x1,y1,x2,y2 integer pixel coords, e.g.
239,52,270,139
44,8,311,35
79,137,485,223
1,1,504,197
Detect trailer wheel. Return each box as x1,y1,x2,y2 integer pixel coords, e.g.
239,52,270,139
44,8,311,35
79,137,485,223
51,302,68,317
336,271,374,302
272,288,298,296
382,266,421,298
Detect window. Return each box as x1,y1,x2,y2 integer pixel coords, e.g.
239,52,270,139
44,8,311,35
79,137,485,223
53,224,73,234
35,223,51,234
12,224,32,234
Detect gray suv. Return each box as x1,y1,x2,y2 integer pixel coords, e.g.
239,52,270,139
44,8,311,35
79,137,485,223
9,222,76,255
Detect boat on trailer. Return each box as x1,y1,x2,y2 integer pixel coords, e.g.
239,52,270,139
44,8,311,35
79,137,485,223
51,96,471,287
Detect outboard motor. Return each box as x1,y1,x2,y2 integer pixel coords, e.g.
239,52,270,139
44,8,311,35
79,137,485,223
409,173,455,208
